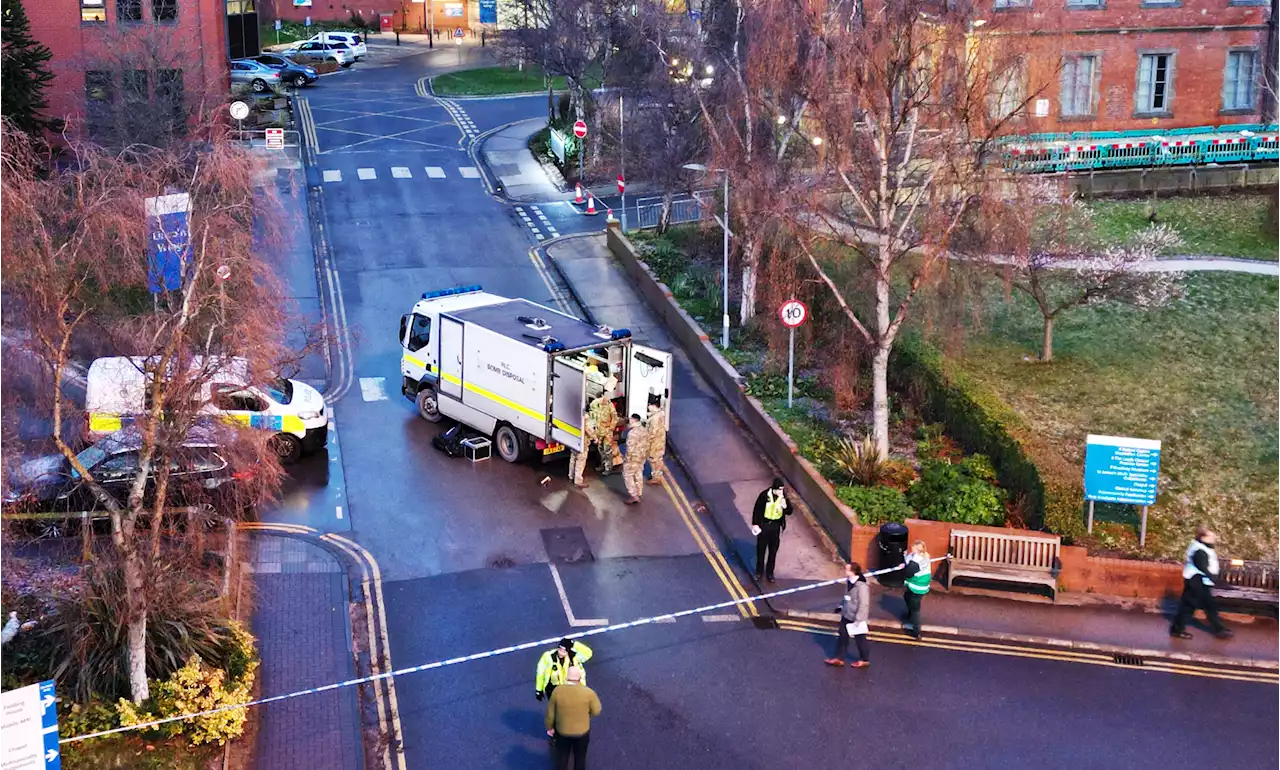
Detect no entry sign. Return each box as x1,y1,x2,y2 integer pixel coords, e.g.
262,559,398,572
573,120,588,138
617,174,625,194
779,299,808,328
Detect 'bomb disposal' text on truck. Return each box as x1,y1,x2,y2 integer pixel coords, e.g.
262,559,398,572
399,286,672,463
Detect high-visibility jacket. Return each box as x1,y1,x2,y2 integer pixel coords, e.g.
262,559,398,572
535,641,593,693
904,553,931,595
1182,540,1219,586
763,491,786,521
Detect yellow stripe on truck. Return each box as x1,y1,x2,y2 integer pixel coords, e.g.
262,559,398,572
281,414,306,433
552,419,582,438
89,413,122,433
441,372,545,423
404,354,426,369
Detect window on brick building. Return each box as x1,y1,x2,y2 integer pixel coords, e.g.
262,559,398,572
1059,55,1098,117
153,0,177,21
123,70,148,103
1136,53,1174,114
81,0,106,22
117,0,141,21
1222,50,1257,111
156,69,186,135
84,71,114,135
994,0,1031,8
988,60,1027,119
1066,0,1103,8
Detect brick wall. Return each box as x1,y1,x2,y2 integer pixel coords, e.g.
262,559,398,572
986,0,1273,132
29,0,229,133
261,1,476,32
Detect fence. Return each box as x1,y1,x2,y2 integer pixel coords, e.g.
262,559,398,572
630,195,705,231
999,123,1279,173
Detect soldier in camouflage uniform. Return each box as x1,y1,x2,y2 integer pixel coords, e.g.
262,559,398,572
622,414,648,504
645,401,667,485
587,391,622,473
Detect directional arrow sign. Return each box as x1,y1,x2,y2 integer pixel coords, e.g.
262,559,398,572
2,680,62,770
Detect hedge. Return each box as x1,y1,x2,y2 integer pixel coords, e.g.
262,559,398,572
889,333,1086,542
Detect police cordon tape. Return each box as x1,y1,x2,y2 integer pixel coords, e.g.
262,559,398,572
60,555,951,744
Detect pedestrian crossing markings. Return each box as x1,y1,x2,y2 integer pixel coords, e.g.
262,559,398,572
321,167,481,183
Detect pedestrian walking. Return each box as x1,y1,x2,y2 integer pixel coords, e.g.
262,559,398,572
645,401,667,486
901,540,931,640
545,666,601,770
1170,526,1234,640
535,638,594,701
622,414,647,505
825,562,871,668
751,478,790,583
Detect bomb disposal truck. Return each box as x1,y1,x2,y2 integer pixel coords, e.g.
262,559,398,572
399,285,672,463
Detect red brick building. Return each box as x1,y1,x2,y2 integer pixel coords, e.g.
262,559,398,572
27,0,242,136
258,0,478,33
985,0,1275,133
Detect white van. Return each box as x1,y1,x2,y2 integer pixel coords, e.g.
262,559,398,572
85,356,328,463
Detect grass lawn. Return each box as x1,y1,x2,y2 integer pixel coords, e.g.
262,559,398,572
947,272,1279,560
1088,194,1279,261
432,65,568,96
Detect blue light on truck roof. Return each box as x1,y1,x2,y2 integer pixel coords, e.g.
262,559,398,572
422,284,483,300
610,328,632,340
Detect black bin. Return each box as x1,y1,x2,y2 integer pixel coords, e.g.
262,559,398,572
877,522,909,586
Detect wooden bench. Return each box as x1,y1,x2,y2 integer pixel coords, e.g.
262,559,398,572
1216,560,1279,616
946,529,1062,600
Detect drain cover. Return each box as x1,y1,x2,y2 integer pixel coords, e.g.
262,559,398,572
1114,653,1145,666
541,527,594,564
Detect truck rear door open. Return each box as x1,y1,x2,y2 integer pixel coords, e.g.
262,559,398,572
438,316,464,400
550,358,586,452
626,344,673,422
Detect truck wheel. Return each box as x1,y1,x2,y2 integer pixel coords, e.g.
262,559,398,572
270,433,303,464
416,388,443,423
494,424,526,463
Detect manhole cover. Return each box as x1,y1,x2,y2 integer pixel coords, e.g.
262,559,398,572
541,527,593,564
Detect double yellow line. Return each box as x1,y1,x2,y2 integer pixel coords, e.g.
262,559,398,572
660,474,759,619
241,523,407,769
776,617,1279,684
296,97,320,156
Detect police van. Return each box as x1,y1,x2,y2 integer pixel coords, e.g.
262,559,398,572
85,356,328,463
399,285,672,463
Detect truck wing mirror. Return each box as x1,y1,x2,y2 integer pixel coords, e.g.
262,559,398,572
399,315,408,346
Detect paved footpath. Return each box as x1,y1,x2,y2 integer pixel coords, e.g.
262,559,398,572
250,535,363,770
542,230,1278,666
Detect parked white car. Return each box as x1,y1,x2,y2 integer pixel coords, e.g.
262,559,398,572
303,31,367,60
286,40,354,68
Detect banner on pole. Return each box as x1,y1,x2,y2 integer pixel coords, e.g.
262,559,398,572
145,193,191,294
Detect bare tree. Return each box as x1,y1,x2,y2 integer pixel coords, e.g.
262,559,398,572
1,127,291,703
984,180,1183,362
742,0,1038,456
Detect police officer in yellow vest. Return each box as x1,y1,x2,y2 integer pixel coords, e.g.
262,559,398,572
901,540,931,640
752,478,791,584
1170,526,1233,640
535,638,594,701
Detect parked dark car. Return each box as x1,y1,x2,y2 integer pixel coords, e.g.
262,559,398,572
246,54,318,88
3,427,251,524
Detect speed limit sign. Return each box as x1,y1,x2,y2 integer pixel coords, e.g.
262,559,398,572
779,299,808,328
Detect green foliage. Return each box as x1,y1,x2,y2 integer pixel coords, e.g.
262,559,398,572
826,435,891,487
836,485,913,526
745,371,821,401
1,0,59,136
59,700,121,740
37,564,236,702
432,65,569,97
891,333,1075,536
906,459,1006,526
117,650,256,746
1088,194,1278,262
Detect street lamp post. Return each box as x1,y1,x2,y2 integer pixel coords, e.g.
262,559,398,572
683,163,730,349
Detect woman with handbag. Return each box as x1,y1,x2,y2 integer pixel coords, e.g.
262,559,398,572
825,562,871,668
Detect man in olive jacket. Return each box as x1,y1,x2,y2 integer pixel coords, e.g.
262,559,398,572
545,666,601,770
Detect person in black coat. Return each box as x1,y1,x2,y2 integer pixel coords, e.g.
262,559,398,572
751,478,791,583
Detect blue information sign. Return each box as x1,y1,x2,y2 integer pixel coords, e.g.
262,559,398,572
145,193,191,294
479,0,498,24
40,681,61,770
1083,434,1161,506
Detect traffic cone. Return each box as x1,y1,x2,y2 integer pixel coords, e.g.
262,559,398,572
606,207,617,223
585,195,598,215
574,183,585,204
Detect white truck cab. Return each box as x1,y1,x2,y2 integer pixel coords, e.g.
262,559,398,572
400,285,672,463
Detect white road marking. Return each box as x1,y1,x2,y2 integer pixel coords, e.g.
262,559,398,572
425,166,446,178
360,377,388,401
548,563,609,627
535,234,546,241
459,166,480,179
322,169,342,183
701,614,742,622
357,167,377,180
391,166,412,178
336,506,344,520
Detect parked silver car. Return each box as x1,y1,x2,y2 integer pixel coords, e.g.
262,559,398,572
229,59,283,94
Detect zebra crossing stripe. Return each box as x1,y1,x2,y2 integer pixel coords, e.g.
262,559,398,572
357,168,377,180
57,557,950,746
391,167,413,179
322,170,342,183
459,167,480,179
426,166,446,178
